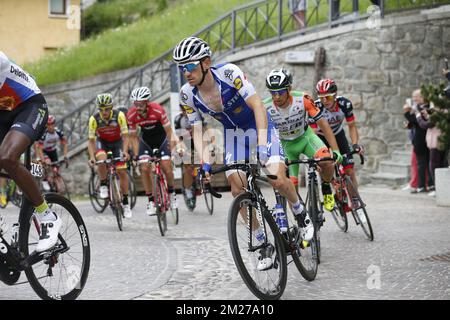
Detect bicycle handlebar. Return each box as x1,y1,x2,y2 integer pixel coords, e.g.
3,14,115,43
285,157,334,166
343,148,365,165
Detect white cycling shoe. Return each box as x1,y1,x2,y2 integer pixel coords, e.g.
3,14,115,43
147,201,156,216
35,210,63,253
99,186,109,199
123,204,132,218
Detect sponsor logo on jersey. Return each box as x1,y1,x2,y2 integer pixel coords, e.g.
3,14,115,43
233,106,243,114
182,105,195,114
10,65,29,82
224,69,234,81
181,91,188,103
233,76,243,90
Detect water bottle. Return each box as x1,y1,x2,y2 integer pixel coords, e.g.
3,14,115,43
273,203,287,233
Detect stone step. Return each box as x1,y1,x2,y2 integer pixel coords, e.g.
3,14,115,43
390,150,412,163
379,160,411,176
369,172,409,187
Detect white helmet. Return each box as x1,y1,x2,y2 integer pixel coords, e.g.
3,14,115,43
172,37,211,64
130,87,151,101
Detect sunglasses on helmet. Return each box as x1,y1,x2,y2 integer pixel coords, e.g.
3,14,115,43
178,61,201,73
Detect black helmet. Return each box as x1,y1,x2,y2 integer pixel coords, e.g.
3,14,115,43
266,68,293,90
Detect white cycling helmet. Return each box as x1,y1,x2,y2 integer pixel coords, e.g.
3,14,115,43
172,36,211,64
130,87,151,101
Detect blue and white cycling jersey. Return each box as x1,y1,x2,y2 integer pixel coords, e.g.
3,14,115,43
0,51,41,111
178,62,284,165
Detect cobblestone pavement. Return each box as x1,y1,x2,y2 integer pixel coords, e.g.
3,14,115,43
1,184,449,300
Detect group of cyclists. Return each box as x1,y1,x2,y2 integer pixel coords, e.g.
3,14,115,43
0,36,364,271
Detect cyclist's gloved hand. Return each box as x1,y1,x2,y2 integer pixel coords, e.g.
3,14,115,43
352,144,364,155
202,163,212,174
332,150,343,164
88,158,95,167
257,145,269,167
202,163,212,184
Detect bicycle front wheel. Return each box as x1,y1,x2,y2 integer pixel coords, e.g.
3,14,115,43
346,177,374,241
285,196,319,281
228,192,287,300
154,175,167,236
111,174,123,231
308,181,322,264
127,171,137,210
20,193,90,300
204,186,214,215
88,172,107,213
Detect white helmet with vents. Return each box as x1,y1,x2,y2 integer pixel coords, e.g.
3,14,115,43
172,37,211,64
130,87,151,101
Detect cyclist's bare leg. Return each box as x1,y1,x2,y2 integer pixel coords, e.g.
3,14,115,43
183,164,194,189
266,161,299,204
117,167,129,195
0,130,43,206
96,152,108,181
318,160,334,183
139,162,153,195
161,159,174,188
345,167,359,197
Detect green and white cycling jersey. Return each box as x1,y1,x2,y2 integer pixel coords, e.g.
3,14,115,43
263,91,323,141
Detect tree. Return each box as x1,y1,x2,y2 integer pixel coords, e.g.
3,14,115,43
421,81,450,152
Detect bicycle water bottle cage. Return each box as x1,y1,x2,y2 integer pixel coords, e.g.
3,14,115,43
107,151,113,159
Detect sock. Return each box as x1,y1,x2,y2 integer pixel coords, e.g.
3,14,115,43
35,201,56,221
322,182,332,195
292,200,305,215
122,194,129,205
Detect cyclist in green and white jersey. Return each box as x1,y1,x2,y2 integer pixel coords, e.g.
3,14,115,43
263,68,343,212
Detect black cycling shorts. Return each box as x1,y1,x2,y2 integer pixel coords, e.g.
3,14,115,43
43,149,59,163
138,137,171,160
96,139,123,159
0,94,48,145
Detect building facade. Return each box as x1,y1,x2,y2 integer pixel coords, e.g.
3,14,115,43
0,0,81,64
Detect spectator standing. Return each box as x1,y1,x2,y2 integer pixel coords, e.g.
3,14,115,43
288,0,307,29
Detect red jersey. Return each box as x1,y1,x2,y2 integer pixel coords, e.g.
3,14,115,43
127,102,170,146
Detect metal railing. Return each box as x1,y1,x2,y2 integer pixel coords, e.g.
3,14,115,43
59,0,450,152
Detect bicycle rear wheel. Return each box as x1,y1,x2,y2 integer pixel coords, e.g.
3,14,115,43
20,193,90,300
346,177,374,241
228,192,287,300
154,175,167,236
88,172,107,213
111,174,123,231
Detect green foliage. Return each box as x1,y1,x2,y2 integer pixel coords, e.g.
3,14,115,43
421,82,450,150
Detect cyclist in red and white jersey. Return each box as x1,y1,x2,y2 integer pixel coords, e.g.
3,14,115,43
127,87,180,216
311,79,364,197
0,51,61,252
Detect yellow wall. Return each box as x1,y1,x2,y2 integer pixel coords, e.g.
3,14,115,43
0,0,81,64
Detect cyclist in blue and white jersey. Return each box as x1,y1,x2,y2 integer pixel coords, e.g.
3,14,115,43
0,51,61,252
173,37,314,271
